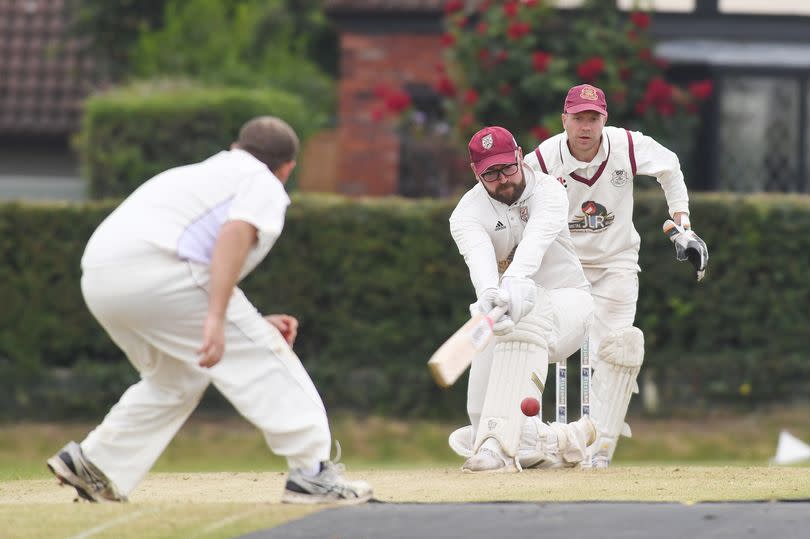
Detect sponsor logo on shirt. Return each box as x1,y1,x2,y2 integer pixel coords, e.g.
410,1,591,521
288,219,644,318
494,220,506,231
610,169,629,187
569,200,615,232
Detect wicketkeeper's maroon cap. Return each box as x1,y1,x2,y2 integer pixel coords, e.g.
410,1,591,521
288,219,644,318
468,126,520,176
564,84,608,116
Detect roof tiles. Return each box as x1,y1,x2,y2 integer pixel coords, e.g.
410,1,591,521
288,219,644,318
0,0,97,135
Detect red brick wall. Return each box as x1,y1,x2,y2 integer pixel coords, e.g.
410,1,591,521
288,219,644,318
336,32,442,196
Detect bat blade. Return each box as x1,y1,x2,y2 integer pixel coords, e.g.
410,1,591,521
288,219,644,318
427,306,505,388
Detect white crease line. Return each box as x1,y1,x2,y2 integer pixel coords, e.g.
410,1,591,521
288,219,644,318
66,507,162,539
199,507,265,535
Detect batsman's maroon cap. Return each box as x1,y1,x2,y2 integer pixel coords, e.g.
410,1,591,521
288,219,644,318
564,84,608,116
468,126,520,176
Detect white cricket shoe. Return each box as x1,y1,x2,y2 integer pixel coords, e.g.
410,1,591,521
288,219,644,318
461,440,519,473
281,461,373,505
46,441,126,502
451,416,598,470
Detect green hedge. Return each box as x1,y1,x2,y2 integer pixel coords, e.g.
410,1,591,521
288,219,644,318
1,193,809,420
77,81,315,199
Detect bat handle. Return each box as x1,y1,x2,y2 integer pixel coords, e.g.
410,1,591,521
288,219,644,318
485,305,507,326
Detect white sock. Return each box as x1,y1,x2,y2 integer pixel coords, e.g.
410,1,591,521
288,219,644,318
299,463,322,477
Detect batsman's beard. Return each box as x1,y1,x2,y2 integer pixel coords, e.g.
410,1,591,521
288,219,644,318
490,176,526,206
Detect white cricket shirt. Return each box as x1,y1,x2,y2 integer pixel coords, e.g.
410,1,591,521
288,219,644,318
449,165,590,298
82,149,290,280
525,126,689,270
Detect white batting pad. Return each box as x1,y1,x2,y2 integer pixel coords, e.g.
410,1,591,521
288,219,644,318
473,290,553,457
589,326,644,465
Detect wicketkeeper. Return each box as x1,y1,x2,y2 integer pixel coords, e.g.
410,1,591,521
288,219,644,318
524,84,709,466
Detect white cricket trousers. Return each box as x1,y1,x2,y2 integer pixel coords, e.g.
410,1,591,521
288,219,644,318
79,253,331,496
582,267,639,367
467,287,593,432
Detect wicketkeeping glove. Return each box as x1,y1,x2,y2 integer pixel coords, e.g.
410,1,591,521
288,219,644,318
663,219,709,281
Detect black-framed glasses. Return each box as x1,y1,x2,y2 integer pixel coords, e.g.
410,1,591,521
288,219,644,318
481,163,520,182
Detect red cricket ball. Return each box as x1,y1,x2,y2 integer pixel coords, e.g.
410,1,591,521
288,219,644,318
520,397,540,417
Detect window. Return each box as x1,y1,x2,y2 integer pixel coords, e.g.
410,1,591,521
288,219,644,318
716,76,806,192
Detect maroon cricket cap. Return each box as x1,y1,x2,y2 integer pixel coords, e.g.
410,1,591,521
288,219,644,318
564,84,608,116
468,126,520,176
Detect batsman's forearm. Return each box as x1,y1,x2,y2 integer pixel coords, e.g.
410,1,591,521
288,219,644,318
207,220,257,320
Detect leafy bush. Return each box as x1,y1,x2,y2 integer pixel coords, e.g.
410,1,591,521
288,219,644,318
129,0,335,114
1,193,809,419
77,81,315,198
428,0,712,154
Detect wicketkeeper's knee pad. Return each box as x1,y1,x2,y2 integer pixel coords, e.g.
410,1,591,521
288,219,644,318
589,326,644,465
474,288,554,457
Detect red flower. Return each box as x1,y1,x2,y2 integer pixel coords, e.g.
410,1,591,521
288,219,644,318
532,51,552,72
503,2,519,17
444,0,464,14
459,112,475,129
457,16,468,28
384,89,412,113
656,101,675,117
630,11,650,30
576,57,605,81
619,67,631,81
478,49,491,64
531,126,550,141
435,62,446,73
495,50,509,63
440,33,456,47
634,102,647,115
499,82,513,96
655,57,669,69
639,48,653,62
371,106,386,122
463,88,480,105
476,22,488,34
686,102,700,114
507,21,531,40
373,84,391,99
436,76,457,97
646,77,672,103
688,80,714,101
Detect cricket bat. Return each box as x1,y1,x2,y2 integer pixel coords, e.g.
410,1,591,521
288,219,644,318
427,306,506,388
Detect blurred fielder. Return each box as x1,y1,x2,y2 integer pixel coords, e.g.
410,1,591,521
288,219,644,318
447,126,597,472
523,84,709,466
47,116,372,504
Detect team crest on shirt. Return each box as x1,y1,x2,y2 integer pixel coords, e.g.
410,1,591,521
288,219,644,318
610,169,630,187
482,134,493,150
569,200,615,232
557,176,568,189
519,206,529,222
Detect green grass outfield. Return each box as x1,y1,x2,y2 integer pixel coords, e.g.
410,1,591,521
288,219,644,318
1,407,809,539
